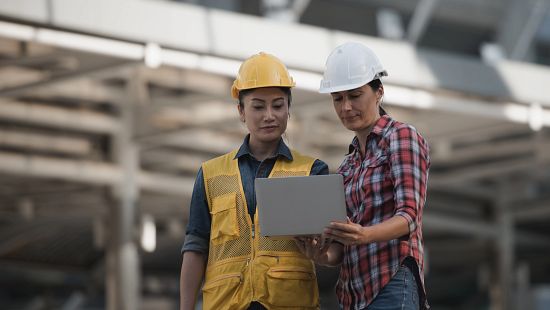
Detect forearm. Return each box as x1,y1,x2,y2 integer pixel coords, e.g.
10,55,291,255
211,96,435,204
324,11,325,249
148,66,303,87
180,251,207,310
363,215,409,243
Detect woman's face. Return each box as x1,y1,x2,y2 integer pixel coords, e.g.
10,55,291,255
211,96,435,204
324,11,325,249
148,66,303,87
238,87,289,145
331,84,382,133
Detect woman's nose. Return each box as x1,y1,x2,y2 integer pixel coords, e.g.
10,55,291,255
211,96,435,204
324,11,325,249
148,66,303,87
342,98,353,111
264,107,275,120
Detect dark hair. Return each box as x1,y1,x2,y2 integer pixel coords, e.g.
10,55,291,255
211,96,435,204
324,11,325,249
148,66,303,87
238,87,292,108
367,79,387,116
367,79,382,91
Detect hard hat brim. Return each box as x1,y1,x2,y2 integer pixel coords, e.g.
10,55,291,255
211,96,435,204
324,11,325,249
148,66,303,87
319,70,387,94
319,81,372,94
231,84,294,99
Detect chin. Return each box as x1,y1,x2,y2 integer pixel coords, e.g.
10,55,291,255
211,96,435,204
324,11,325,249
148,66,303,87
342,123,360,132
254,132,283,144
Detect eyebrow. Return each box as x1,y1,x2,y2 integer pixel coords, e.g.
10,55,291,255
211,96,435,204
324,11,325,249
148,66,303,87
250,97,285,102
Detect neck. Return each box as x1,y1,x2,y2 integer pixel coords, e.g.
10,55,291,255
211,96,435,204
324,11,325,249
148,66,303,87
248,137,279,161
354,120,378,158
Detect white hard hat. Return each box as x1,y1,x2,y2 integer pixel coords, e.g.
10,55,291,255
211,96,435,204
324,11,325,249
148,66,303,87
319,42,388,94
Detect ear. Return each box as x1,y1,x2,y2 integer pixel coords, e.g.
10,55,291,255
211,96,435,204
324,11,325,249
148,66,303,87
377,85,385,102
237,103,245,122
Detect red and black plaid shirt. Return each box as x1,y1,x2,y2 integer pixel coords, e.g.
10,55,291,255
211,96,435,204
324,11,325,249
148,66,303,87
336,115,430,309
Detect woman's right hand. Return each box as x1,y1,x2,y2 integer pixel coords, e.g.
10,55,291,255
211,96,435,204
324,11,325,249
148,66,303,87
294,236,332,265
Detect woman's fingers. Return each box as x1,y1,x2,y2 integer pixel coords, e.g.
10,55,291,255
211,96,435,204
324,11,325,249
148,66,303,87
324,227,362,246
329,221,357,232
294,236,315,259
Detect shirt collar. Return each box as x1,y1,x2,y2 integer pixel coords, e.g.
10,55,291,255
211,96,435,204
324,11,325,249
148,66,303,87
234,134,293,161
348,115,393,154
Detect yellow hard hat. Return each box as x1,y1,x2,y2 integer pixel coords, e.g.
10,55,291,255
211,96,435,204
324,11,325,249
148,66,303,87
231,52,295,99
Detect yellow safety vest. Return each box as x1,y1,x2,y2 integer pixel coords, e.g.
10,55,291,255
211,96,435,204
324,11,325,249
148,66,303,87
201,148,320,310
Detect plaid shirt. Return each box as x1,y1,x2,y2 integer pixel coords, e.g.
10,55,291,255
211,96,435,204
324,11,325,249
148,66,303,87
336,115,430,310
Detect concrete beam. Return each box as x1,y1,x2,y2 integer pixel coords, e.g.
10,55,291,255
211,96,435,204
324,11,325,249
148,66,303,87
141,150,206,174
425,212,550,247
1,2,550,105
0,100,120,134
0,59,133,97
24,78,123,103
0,66,47,89
433,138,539,164
150,100,238,129
514,199,550,222
138,128,242,155
424,212,498,238
0,151,194,196
429,157,538,186
0,129,92,156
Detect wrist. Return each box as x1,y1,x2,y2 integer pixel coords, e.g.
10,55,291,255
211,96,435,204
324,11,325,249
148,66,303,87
361,226,372,244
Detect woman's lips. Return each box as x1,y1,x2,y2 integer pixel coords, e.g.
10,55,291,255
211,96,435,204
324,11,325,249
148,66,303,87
343,115,359,121
260,125,278,131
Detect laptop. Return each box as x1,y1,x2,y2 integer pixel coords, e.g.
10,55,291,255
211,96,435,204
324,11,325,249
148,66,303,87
255,174,347,237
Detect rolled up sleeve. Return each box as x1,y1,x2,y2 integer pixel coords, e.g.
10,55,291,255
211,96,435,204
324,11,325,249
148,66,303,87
181,233,209,255
388,125,430,234
181,168,211,254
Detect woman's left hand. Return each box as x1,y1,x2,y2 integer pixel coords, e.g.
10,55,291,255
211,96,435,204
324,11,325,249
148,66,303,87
324,217,370,246
294,235,332,262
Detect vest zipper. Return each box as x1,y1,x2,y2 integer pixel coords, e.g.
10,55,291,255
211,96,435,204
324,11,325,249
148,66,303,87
250,219,257,301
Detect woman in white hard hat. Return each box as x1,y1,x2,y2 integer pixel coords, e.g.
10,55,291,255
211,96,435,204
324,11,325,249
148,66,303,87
297,42,430,310
179,52,328,310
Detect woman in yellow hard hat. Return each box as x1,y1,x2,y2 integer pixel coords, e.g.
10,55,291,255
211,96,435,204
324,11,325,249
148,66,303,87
179,52,328,310
297,42,430,310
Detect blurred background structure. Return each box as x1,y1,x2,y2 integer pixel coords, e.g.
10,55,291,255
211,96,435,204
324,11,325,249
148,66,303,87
1,0,550,309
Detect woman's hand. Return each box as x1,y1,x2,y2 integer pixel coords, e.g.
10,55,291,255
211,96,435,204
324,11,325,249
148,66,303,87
324,217,370,246
294,236,332,264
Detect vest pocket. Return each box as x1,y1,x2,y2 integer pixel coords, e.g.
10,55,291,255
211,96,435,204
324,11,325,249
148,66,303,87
202,273,242,310
210,192,239,245
265,266,318,307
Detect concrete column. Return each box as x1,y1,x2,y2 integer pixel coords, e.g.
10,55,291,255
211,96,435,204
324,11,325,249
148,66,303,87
105,68,144,310
515,262,531,310
490,181,515,310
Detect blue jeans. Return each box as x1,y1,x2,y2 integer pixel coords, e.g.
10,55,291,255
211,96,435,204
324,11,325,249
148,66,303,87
366,265,419,310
